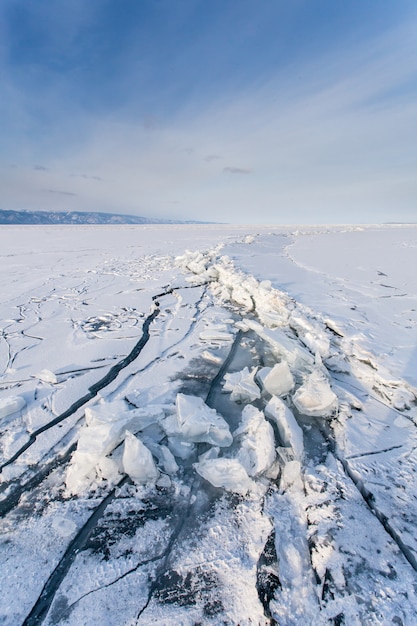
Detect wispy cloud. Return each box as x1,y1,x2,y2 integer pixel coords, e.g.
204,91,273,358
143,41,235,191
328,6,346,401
44,189,77,197
0,3,416,223
70,173,102,181
223,167,252,175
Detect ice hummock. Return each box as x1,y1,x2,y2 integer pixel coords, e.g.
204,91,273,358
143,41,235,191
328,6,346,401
241,319,314,370
292,370,338,417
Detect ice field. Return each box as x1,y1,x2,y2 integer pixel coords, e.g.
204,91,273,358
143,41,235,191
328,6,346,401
1,224,417,625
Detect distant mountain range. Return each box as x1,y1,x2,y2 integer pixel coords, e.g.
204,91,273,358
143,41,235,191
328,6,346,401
0,209,206,225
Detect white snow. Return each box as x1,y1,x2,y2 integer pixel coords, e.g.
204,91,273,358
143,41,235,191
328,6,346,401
1,224,417,626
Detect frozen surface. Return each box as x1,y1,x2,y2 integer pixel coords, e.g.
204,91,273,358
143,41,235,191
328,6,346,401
1,224,417,625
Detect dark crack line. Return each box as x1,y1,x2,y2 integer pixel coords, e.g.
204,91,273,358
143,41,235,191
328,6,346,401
136,330,245,622
0,441,78,518
337,452,417,571
136,477,200,622
332,375,417,425
345,444,404,460
22,476,129,626
107,284,209,402
0,305,161,473
57,551,166,621
320,422,417,573
205,329,244,407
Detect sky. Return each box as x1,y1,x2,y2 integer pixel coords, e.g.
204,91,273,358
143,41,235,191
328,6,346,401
0,0,416,224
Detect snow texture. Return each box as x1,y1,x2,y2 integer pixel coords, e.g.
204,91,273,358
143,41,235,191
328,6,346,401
1,224,417,626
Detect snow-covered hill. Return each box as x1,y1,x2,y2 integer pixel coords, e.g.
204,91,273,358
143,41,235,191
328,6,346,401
0,209,206,225
0,224,416,625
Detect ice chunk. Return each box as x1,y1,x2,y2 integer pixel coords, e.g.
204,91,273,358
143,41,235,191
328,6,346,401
223,367,261,402
0,395,26,419
96,456,121,484
292,370,338,417
198,446,220,462
289,313,331,359
199,329,234,343
265,396,304,459
156,474,172,489
122,431,159,484
256,366,272,389
143,439,179,475
35,369,58,384
66,401,164,493
234,405,276,476
201,350,222,365
126,383,177,408
261,361,294,396
230,285,254,310
280,459,303,492
173,393,233,447
244,320,314,370
194,457,255,495
167,436,196,460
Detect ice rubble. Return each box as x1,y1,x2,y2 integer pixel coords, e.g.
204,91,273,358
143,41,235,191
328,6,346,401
66,401,164,493
240,320,314,371
67,393,233,493
66,246,339,496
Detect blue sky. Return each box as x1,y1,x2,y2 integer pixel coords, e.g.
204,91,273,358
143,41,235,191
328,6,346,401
1,0,416,224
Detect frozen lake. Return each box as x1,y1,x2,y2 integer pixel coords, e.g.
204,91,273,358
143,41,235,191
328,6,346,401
1,224,417,625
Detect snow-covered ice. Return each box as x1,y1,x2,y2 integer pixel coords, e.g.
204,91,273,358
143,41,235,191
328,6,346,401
0,395,26,419
1,223,417,625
